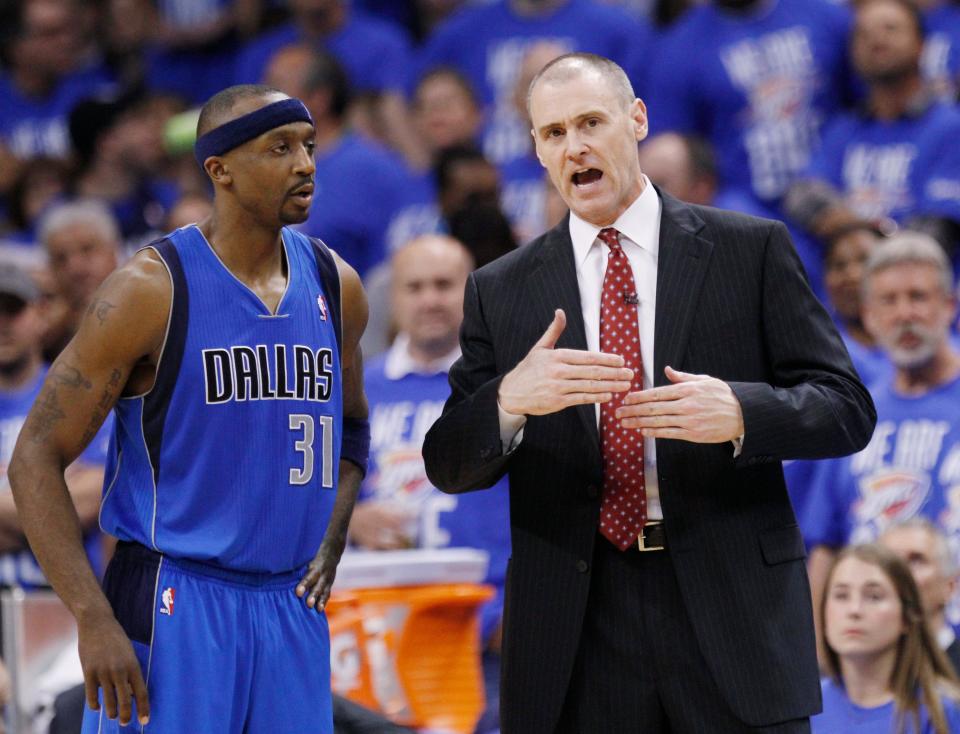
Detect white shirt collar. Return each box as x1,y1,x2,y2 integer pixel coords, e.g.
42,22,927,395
383,332,461,380
568,176,660,267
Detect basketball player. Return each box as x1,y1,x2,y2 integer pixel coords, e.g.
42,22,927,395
8,85,370,733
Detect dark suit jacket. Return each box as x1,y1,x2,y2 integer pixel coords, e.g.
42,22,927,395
422,191,876,733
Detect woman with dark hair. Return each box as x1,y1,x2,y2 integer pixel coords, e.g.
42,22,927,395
815,543,960,733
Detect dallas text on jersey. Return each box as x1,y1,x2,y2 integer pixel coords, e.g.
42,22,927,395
202,344,335,404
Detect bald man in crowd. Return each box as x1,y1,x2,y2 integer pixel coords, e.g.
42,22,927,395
638,132,718,207
880,519,960,674
352,235,509,733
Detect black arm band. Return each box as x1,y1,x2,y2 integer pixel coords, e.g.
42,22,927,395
341,417,371,476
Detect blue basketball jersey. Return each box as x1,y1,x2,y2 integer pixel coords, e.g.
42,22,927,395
99,225,343,574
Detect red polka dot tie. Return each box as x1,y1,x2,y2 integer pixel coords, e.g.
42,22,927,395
597,227,647,550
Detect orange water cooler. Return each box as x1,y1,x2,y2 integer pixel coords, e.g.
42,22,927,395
327,549,493,734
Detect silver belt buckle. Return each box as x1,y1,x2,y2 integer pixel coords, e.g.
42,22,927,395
637,521,664,552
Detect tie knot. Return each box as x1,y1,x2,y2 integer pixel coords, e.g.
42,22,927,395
598,227,621,252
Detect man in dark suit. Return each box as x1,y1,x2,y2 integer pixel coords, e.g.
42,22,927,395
422,53,876,733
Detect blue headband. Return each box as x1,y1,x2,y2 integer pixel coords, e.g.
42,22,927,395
194,98,314,167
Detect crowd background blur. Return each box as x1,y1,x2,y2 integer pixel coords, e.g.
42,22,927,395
1,0,960,730
2,0,958,302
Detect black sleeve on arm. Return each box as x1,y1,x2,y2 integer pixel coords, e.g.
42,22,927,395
728,221,876,465
423,272,512,493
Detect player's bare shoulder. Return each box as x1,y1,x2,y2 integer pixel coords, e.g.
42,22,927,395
73,247,173,372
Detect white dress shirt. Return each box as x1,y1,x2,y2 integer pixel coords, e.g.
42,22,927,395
384,333,461,380
500,177,665,520
571,179,662,519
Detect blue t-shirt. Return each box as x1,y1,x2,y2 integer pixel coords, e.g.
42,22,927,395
647,0,853,204
384,168,442,255
384,157,547,254
840,327,890,390
298,133,414,277
110,178,181,242
146,43,242,106
0,65,115,159
352,0,417,40
360,354,512,641
923,4,960,101
500,153,548,245
234,13,412,94
813,678,960,733
412,0,652,166
0,366,110,586
805,102,960,223
802,374,960,551
140,0,240,103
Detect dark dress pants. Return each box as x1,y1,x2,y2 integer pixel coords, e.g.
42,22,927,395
555,537,811,734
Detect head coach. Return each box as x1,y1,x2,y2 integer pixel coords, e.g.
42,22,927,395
422,52,877,733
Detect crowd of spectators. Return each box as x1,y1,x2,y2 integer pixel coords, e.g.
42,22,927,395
1,0,960,730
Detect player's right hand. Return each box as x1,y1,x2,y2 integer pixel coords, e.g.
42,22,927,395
497,309,634,416
77,613,150,727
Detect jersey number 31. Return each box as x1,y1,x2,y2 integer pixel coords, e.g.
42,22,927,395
289,414,334,488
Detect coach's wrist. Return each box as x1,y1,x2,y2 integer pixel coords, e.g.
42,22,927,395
497,371,526,416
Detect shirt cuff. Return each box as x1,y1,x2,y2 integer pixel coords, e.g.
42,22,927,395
731,434,744,458
498,401,527,454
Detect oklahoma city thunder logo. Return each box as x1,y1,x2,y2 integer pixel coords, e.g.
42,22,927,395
851,468,931,542
370,447,434,502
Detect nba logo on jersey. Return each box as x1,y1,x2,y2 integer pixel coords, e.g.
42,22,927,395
160,587,176,616
317,295,328,321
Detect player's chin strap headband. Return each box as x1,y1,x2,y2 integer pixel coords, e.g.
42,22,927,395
194,98,314,168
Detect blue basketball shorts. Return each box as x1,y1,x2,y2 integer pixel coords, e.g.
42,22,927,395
81,542,333,733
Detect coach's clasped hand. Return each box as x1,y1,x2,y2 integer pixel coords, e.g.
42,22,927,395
615,365,745,443
498,309,634,417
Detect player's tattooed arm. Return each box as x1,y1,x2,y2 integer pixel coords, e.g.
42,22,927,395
22,357,126,453
51,363,93,390
80,368,123,446
0,360,104,548
86,297,116,327
26,384,67,445
7,250,170,728
298,254,369,612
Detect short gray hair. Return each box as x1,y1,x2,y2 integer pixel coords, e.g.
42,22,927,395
38,199,121,250
863,230,954,297
526,52,635,115
882,517,958,576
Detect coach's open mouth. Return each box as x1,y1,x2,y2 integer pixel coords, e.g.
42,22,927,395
572,169,603,187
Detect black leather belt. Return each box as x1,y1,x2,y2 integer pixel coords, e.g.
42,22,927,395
637,521,666,552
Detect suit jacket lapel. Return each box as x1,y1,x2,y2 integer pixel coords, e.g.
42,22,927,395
526,192,713,457
653,191,713,387
530,217,601,460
